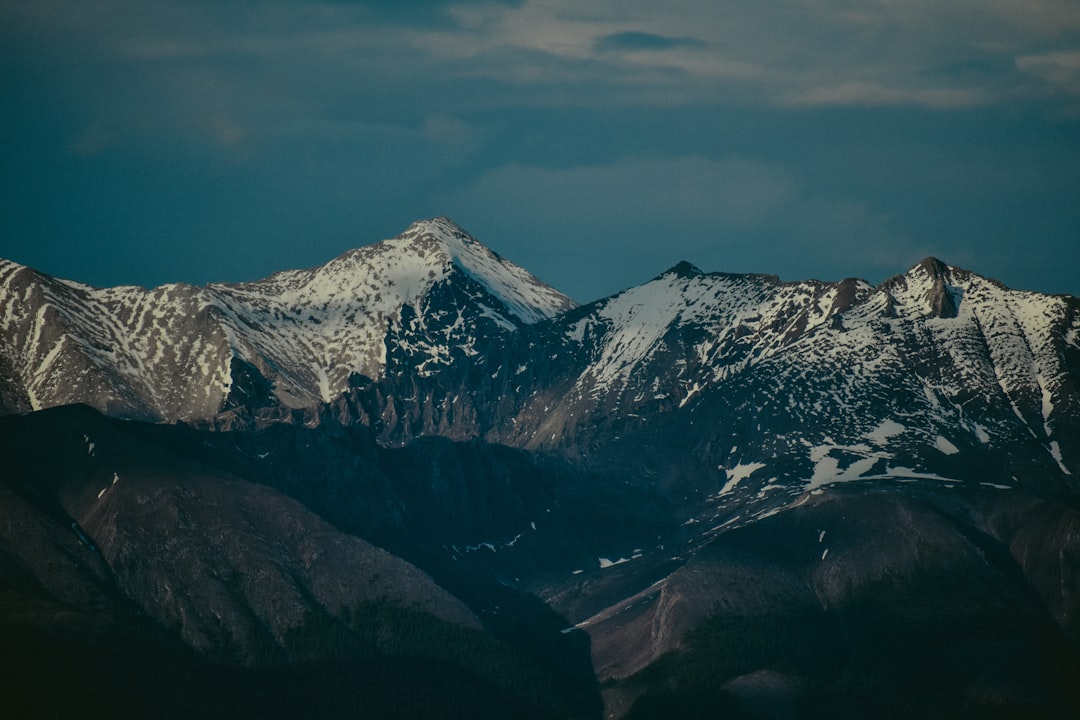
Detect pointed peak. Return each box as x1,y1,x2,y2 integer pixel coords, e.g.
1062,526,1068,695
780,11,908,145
664,260,704,278
878,257,965,318
914,256,952,279
881,257,955,289
387,218,575,323
401,216,473,243
393,217,497,267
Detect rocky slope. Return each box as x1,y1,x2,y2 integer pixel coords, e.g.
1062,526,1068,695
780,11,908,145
0,404,601,719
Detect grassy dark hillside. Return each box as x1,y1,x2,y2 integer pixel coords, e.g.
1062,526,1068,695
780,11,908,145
4,405,1080,720
0,619,569,720
0,405,602,720
614,566,1080,720
285,600,599,719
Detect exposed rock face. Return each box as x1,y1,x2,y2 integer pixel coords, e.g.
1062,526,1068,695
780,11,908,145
0,406,479,663
1,403,604,718
583,486,1080,681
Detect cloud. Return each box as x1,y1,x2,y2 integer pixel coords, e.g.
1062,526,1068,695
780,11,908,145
8,0,1078,159
593,31,706,53
433,155,919,301
421,113,483,162
440,155,796,229
784,82,990,109
1016,51,1080,98
389,0,1078,111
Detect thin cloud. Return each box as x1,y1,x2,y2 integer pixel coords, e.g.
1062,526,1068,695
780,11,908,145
10,0,1078,134
433,155,922,300
785,82,990,109
593,31,706,53
394,0,1080,109
1016,51,1080,96
439,155,798,228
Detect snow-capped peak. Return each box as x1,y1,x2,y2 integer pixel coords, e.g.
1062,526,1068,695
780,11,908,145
230,218,574,325
0,218,580,419
393,217,576,323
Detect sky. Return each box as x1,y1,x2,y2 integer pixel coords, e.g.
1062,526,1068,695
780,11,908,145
2,0,1078,304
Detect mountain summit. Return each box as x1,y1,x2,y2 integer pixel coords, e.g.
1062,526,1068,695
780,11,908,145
0,218,574,420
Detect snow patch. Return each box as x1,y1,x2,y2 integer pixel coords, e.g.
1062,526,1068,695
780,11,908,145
871,467,962,483
1039,378,1054,436
719,462,766,495
866,419,905,444
934,436,959,455
1049,441,1071,475
598,556,636,569
806,447,880,490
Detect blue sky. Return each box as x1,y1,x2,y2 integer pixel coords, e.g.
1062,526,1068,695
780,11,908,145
2,0,1078,303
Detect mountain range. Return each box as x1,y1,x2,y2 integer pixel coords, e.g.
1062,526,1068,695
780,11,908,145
2,218,1079,718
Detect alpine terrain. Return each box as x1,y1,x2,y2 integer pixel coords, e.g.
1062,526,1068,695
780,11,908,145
2,217,1079,719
